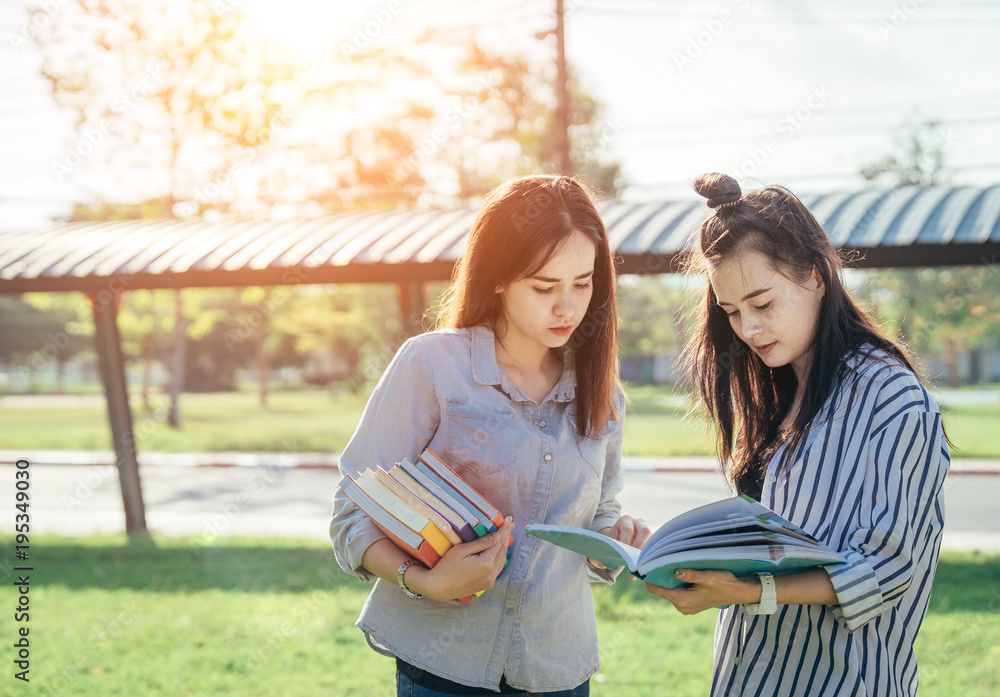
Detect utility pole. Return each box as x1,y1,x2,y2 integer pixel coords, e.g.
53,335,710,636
554,0,572,175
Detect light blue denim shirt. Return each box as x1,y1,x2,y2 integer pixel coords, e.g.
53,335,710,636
329,325,625,693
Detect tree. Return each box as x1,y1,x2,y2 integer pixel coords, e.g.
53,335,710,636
274,33,625,211
33,0,293,215
616,276,695,385
0,294,91,392
272,284,406,393
32,0,294,419
859,122,1000,385
859,121,953,188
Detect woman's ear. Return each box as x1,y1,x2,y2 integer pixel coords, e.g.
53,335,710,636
811,266,825,296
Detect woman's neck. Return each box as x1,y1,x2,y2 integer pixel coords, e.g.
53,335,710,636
494,333,552,374
494,335,563,404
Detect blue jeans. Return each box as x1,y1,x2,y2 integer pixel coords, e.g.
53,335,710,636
395,670,590,697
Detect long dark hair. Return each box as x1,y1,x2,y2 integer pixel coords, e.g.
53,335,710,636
441,175,619,438
684,173,918,495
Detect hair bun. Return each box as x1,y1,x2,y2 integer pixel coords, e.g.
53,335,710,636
694,173,742,210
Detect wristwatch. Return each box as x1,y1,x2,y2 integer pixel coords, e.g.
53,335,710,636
396,559,424,600
745,572,777,615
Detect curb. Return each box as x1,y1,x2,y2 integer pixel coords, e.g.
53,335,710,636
1,450,998,476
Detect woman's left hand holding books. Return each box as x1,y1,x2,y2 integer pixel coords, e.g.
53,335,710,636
406,516,515,602
588,515,653,569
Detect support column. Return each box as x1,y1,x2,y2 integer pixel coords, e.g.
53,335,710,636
89,290,148,535
396,282,427,337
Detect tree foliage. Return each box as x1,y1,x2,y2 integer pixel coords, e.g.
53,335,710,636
18,2,629,394
33,0,293,215
858,122,1000,384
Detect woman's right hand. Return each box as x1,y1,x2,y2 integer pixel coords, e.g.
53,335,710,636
407,516,514,602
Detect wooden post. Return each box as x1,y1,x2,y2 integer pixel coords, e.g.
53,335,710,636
89,290,148,535
555,0,572,175
396,282,427,337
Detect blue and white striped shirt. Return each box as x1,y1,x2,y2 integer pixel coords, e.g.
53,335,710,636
712,347,949,697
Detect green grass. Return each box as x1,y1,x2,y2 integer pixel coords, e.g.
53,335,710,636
938,403,1000,458
4,536,997,696
621,384,714,456
0,386,997,457
0,390,369,453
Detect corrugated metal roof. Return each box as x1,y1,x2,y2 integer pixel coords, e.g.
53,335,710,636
1,185,999,293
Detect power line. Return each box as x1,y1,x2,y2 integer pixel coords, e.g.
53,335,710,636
577,3,1000,24
625,161,1000,189
617,114,1000,146
623,92,1000,131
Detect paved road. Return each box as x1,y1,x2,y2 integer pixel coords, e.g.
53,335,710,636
2,463,997,551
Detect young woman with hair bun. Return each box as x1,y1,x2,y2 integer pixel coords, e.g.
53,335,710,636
331,175,650,697
645,173,949,697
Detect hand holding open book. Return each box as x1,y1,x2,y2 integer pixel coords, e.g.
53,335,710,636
338,449,514,603
525,496,846,589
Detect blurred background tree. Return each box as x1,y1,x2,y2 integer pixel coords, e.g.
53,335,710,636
858,121,1000,385
13,0,629,404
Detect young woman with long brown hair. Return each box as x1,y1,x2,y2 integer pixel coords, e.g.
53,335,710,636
330,175,649,696
645,173,949,697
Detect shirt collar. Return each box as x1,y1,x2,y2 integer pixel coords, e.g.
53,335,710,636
471,325,576,403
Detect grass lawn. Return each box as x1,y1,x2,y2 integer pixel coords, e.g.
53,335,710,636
0,385,997,457
4,536,998,696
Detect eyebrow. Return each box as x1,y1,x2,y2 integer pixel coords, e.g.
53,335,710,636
717,287,772,306
531,270,595,283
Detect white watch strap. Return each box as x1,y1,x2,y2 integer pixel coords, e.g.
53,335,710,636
746,572,777,615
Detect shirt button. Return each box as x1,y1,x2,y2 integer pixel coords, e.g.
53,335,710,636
538,420,547,428
543,453,552,462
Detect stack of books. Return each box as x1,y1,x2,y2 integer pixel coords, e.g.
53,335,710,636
338,449,512,603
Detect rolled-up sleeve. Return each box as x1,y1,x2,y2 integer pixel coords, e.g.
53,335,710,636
827,409,947,631
329,337,441,581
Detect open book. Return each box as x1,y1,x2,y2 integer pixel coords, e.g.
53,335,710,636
338,449,512,602
524,495,846,588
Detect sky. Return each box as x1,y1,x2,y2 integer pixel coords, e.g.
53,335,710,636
2,0,999,231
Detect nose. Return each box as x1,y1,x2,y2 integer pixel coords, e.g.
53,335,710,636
554,288,574,319
740,313,761,339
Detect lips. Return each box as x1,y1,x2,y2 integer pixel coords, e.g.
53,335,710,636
549,326,574,337
755,341,776,356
